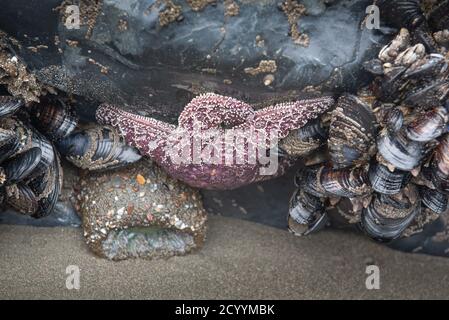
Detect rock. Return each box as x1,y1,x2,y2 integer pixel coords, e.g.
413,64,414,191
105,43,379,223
0,202,81,227
78,159,207,260
0,0,389,122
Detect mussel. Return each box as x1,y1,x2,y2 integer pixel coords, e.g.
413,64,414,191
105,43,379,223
0,95,62,218
405,106,448,142
403,54,448,80
30,129,57,178
288,189,328,236
419,186,448,215
0,147,42,186
328,95,377,169
369,31,448,105
376,0,441,52
287,26,448,244
57,125,142,171
369,162,411,195
0,96,24,118
279,119,328,158
28,154,62,218
319,166,372,198
376,0,425,30
294,166,326,198
0,127,21,163
4,183,39,216
381,107,404,134
360,186,421,242
29,98,78,141
427,0,449,32
430,134,449,194
377,128,425,171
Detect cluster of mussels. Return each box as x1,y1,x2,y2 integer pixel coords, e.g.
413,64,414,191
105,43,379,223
0,95,142,218
286,23,449,241
0,93,210,260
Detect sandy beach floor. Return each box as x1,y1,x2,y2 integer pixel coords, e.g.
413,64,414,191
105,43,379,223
0,215,448,299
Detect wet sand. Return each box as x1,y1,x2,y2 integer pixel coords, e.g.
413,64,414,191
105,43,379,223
0,215,448,299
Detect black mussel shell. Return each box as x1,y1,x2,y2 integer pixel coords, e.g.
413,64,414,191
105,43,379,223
376,0,425,29
0,128,20,163
328,95,377,169
369,162,411,195
56,130,89,159
297,119,328,141
383,107,404,133
279,119,328,158
0,118,33,160
377,129,425,171
1,147,42,186
288,189,327,236
363,59,384,76
412,25,439,53
428,0,449,32
361,199,420,242
32,156,62,218
405,107,448,143
419,186,448,214
404,54,448,80
403,79,449,108
360,187,421,242
295,166,325,198
320,166,372,198
58,126,141,171
373,66,407,103
31,129,56,177
0,96,24,118
28,149,62,218
5,183,39,216
29,99,78,142
430,134,449,194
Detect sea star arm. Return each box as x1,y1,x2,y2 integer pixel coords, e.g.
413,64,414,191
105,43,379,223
96,103,176,157
237,96,335,144
178,93,255,130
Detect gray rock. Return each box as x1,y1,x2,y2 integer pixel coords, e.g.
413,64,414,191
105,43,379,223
0,0,389,122
0,202,82,228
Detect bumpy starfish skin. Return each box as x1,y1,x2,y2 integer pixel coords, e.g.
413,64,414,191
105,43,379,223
96,93,334,190
178,94,255,130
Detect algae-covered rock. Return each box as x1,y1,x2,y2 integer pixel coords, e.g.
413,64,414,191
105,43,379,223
78,159,207,260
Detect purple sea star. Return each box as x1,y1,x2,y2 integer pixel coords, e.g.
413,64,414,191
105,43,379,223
96,93,334,190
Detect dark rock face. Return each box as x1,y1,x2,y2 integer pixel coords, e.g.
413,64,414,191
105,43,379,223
0,0,388,122
0,203,81,227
